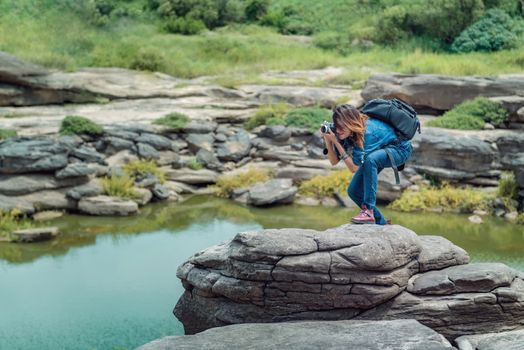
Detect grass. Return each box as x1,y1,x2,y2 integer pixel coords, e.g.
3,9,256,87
101,175,138,199
0,209,34,242
244,104,331,131
517,212,524,225
498,171,519,200
215,167,271,197
59,115,104,136
153,112,190,130
0,129,17,140
123,159,166,183
299,170,352,198
388,182,492,213
188,158,204,170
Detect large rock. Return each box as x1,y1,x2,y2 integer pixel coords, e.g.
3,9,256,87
247,178,298,205
11,227,59,243
0,174,89,195
78,195,138,216
455,329,524,350
165,168,219,185
216,129,251,162
361,74,524,112
174,224,438,334
0,194,35,214
137,319,455,350
55,163,95,179
377,168,412,202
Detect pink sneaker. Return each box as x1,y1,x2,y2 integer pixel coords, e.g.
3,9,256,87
351,205,376,224
385,219,392,225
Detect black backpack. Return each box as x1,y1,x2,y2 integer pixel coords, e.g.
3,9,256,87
360,98,421,140
360,98,421,185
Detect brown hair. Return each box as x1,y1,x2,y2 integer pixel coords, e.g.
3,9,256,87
332,104,368,149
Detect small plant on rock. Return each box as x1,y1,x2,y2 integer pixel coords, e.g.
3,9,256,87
188,158,204,170
123,159,166,183
0,209,34,242
153,112,190,130
0,129,17,140
498,171,519,200
299,170,352,198
215,167,271,198
102,174,138,199
59,116,104,136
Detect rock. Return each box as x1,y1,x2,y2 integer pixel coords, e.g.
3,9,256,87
104,128,139,141
362,74,524,113
307,146,326,159
490,95,524,123
256,148,308,162
33,210,64,221
105,150,138,168
473,210,488,216
468,215,483,224
417,236,470,272
133,188,153,206
0,174,89,196
0,194,35,214
196,148,223,171
504,211,518,222
71,146,106,164
274,166,329,182
247,179,297,206
137,142,160,160
260,125,292,142
216,129,251,162
135,175,160,189
151,184,170,200
165,168,219,185
137,319,455,350
0,137,70,174
66,179,103,200
78,195,138,216
455,329,524,350
377,169,411,202
494,132,524,154
55,163,96,179
11,227,59,243
104,137,135,154
185,133,215,153
157,151,180,167
295,195,320,206
135,133,172,150
320,196,339,207
18,189,77,211
483,123,495,130
183,120,218,134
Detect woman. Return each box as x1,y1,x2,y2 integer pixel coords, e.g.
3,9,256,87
322,104,413,225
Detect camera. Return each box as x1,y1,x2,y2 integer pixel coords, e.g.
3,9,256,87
320,121,336,134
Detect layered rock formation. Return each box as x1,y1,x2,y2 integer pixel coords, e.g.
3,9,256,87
174,224,524,340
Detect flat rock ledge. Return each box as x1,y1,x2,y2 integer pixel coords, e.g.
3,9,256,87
136,319,455,350
174,224,524,342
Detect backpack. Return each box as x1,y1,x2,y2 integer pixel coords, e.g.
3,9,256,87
360,98,421,140
360,98,421,185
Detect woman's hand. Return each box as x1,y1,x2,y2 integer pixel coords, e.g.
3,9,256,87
322,127,338,144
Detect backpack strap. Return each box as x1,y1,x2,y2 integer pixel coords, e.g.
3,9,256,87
383,147,400,186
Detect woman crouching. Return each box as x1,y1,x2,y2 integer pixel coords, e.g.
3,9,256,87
322,104,413,225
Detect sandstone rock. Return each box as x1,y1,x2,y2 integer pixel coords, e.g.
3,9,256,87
33,210,64,221
66,179,103,200
0,194,35,214
247,179,297,206
455,329,524,350
104,136,135,154
55,163,95,179
136,133,172,150
71,146,106,164
377,169,412,202
133,188,153,206
157,151,180,166
78,195,138,216
0,174,89,195
165,168,219,185
295,195,320,206
11,227,59,243
185,133,215,153
183,120,218,134
137,320,455,350
18,189,77,211
490,96,524,123
468,215,483,224
216,129,251,162
417,236,470,272
274,166,329,182
196,148,223,171
137,142,160,160
151,184,170,200
260,125,292,142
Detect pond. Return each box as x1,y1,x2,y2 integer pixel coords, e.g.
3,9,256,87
1,195,523,350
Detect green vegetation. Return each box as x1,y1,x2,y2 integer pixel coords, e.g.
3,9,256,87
427,97,509,129
0,129,17,140
59,116,104,136
388,182,492,213
498,171,519,199
0,209,34,242
215,167,271,197
188,158,204,170
517,212,524,225
123,159,166,183
153,112,190,130
245,104,330,131
102,174,138,199
299,170,352,198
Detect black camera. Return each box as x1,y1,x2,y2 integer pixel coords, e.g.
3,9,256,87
320,121,336,134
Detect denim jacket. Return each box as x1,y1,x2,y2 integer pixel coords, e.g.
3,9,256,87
335,118,407,165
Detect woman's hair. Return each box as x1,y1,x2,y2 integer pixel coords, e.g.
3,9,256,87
332,104,368,149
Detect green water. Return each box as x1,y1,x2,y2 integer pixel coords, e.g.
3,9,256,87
0,195,523,350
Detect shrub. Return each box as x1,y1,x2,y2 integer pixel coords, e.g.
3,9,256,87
102,174,138,199
517,212,524,225
284,107,331,132
188,157,204,170
313,31,349,52
130,49,166,71
376,5,409,44
388,182,492,213
451,9,519,53
153,112,190,130
244,103,289,130
245,0,270,22
427,97,509,129
215,167,270,197
163,16,206,35
498,171,519,199
59,116,104,136
123,159,166,183
299,170,352,198
483,0,522,15
0,209,34,241
0,129,17,140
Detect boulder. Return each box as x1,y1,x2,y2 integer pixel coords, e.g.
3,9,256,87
18,189,77,211
11,227,59,243
135,133,172,150
78,195,138,216
55,163,95,179
274,166,329,182
0,194,35,214
260,125,292,142
247,179,298,206
489,96,524,123
104,137,136,154
151,184,170,200
216,129,251,162
137,143,160,160
183,120,218,134
196,148,223,171
137,320,455,350
133,188,153,206
0,174,89,195
185,133,215,153
361,74,524,113
455,329,524,350
71,146,106,164
377,168,412,202
165,168,219,185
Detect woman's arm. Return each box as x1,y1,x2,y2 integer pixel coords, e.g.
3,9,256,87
323,130,360,173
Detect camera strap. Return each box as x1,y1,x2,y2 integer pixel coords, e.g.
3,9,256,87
383,147,400,186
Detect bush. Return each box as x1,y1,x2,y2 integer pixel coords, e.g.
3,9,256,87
517,212,524,225
123,159,166,183
102,174,138,199
376,5,409,44
284,107,331,132
153,112,190,130
0,129,17,140
498,171,519,199
483,0,522,15
299,170,352,198
388,182,492,213
244,103,289,130
427,97,509,129
313,31,349,52
59,116,104,136
215,167,270,197
245,0,270,22
188,157,204,170
130,49,166,71
0,209,34,242
163,16,206,35
451,9,519,53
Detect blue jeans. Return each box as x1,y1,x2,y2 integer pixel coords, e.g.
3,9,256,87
347,141,412,225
